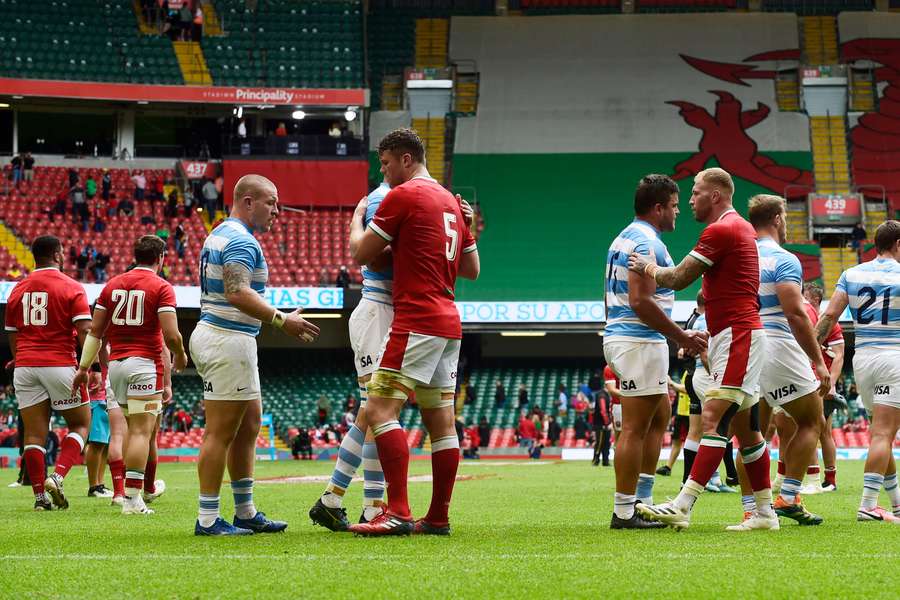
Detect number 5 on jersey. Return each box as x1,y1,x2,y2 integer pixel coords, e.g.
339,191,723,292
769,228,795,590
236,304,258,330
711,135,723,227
444,212,459,261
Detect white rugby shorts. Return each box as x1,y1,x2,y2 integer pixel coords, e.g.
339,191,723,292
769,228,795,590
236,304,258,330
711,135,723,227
349,298,394,379
190,321,261,401
375,329,460,392
602,340,668,397
691,368,714,405
706,327,766,410
759,335,819,408
611,404,622,430
14,366,88,411
853,349,900,414
108,356,164,416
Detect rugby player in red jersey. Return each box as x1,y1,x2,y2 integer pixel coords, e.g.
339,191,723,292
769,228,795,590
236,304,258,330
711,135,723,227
629,168,775,531
5,235,92,510
347,128,480,536
73,235,188,515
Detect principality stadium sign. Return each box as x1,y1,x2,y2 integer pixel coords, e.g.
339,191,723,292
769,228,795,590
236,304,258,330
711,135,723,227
0,77,367,107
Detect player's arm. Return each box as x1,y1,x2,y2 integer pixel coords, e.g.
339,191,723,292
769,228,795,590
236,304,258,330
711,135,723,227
604,380,621,403
7,333,16,360
816,288,849,346
669,377,686,394
74,308,107,389
776,281,830,395
349,196,390,266
628,270,707,353
158,311,188,373
828,342,844,395
160,345,173,405
4,295,18,360
222,262,320,342
459,248,480,280
629,252,708,291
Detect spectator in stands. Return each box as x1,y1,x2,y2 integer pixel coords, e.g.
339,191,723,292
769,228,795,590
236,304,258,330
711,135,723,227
292,428,313,460
3,410,13,429
494,380,506,408
131,170,146,201
92,252,109,283
318,267,331,286
329,122,342,138
546,415,561,447
68,167,79,188
70,184,89,231
117,194,134,217
478,416,490,449
156,225,170,246
8,154,22,188
85,175,97,202
557,384,568,416
574,415,588,441
174,223,187,258
592,393,611,466
851,222,867,257
237,118,247,139
178,3,192,40
192,4,203,41
75,245,93,282
463,423,479,459
588,370,603,401
335,265,351,287
201,178,218,223
465,380,477,405
317,394,332,426
48,187,68,223
175,407,193,432
165,188,179,218
275,122,288,137
163,401,177,432
517,411,537,448
152,176,165,203
517,383,529,408
92,197,107,233
101,169,112,202
22,153,34,182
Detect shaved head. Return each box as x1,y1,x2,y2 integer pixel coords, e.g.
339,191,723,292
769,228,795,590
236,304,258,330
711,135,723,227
233,174,276,204
695,168,734,198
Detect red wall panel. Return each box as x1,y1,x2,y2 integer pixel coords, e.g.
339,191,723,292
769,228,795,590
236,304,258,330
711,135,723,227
223,159,368,207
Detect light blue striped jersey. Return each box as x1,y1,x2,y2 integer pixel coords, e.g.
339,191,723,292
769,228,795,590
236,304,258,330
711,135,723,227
836,257,900,350
604,219,674,342
361,181,393,305
198,218,268,336
689,312,707,370
757,237,803,340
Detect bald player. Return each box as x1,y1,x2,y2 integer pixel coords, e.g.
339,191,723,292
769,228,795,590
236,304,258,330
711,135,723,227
191,175,321,535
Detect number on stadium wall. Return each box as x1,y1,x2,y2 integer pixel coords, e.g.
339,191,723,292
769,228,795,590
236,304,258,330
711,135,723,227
111,289,146,326
856,286,890,326
22,291,48,326
444,212,459,261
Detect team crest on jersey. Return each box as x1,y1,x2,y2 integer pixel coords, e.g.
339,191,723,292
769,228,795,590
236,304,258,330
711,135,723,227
768,384,798,401
874,385,891,395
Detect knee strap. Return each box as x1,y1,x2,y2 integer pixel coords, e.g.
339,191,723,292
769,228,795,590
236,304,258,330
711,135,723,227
366,370,415,401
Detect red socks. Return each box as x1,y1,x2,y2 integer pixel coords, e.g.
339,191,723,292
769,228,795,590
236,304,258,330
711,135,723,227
824,466,837,487
23,445,47,497
144,458,157,494
372,423,411,520
777,460,786,476
53,433,85,479
425,439,461,526
688,435,727,486
109,459,125,497
741,440,771,491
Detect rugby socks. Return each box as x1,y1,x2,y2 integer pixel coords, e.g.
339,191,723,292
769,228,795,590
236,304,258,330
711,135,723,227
673,479,704,512
777,460,786,477
824,466,837,488
779,478,803,504
687,434,728,487
614,492,636,519
424,435,460,526
109,459,125,497
124,470,144,510
232,478,256,520
860,473,884,511
372,420,411,520
23,445,47,499
144,458,157,494
741,440,774,517
882,473,900,516
362,441,386,520
198,494,220,527
741,494,757,514
806,464,821,487
54,432,85,479
322,424,365,508
682,439,699,484
753,488,775,518
636,473,655,505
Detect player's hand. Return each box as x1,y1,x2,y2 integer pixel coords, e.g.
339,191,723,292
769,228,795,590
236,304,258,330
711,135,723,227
353,195,368,224
173,350,188,373
71,368,90,394
162,385,173,405
679,329,708,356
627,251,656,277
814,361,831,399
88,370,102,391
456,194,474,226
282,308,321,343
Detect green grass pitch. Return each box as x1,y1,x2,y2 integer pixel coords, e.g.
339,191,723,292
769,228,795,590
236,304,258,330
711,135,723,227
1,459,898,599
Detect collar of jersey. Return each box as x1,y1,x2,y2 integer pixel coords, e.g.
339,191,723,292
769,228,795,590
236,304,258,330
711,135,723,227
132,266,156,273
758,236,778,247
716,209,737,222
631,218,660,237
225,217,254,234
32,267,59,272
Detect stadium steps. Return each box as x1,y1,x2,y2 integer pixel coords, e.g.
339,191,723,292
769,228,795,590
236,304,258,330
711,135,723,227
865,201,887,239
260,425,290,451
381,75,404,110
412,116,447,185
810,116,850,195
821,246,856,292
775,75,801,112
414,18,448,69
131,0,159,35
785,202,809,241
454,72,479,114
200,1,225,37
800,16,838,65
173,41,213,86
0,221,35,271
848,68,876,112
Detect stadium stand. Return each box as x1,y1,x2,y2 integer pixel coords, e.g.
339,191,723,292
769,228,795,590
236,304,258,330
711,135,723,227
761,0,873,15
448,13,811,301
201,0,364,88
0,0,183,84
636,0,737,13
